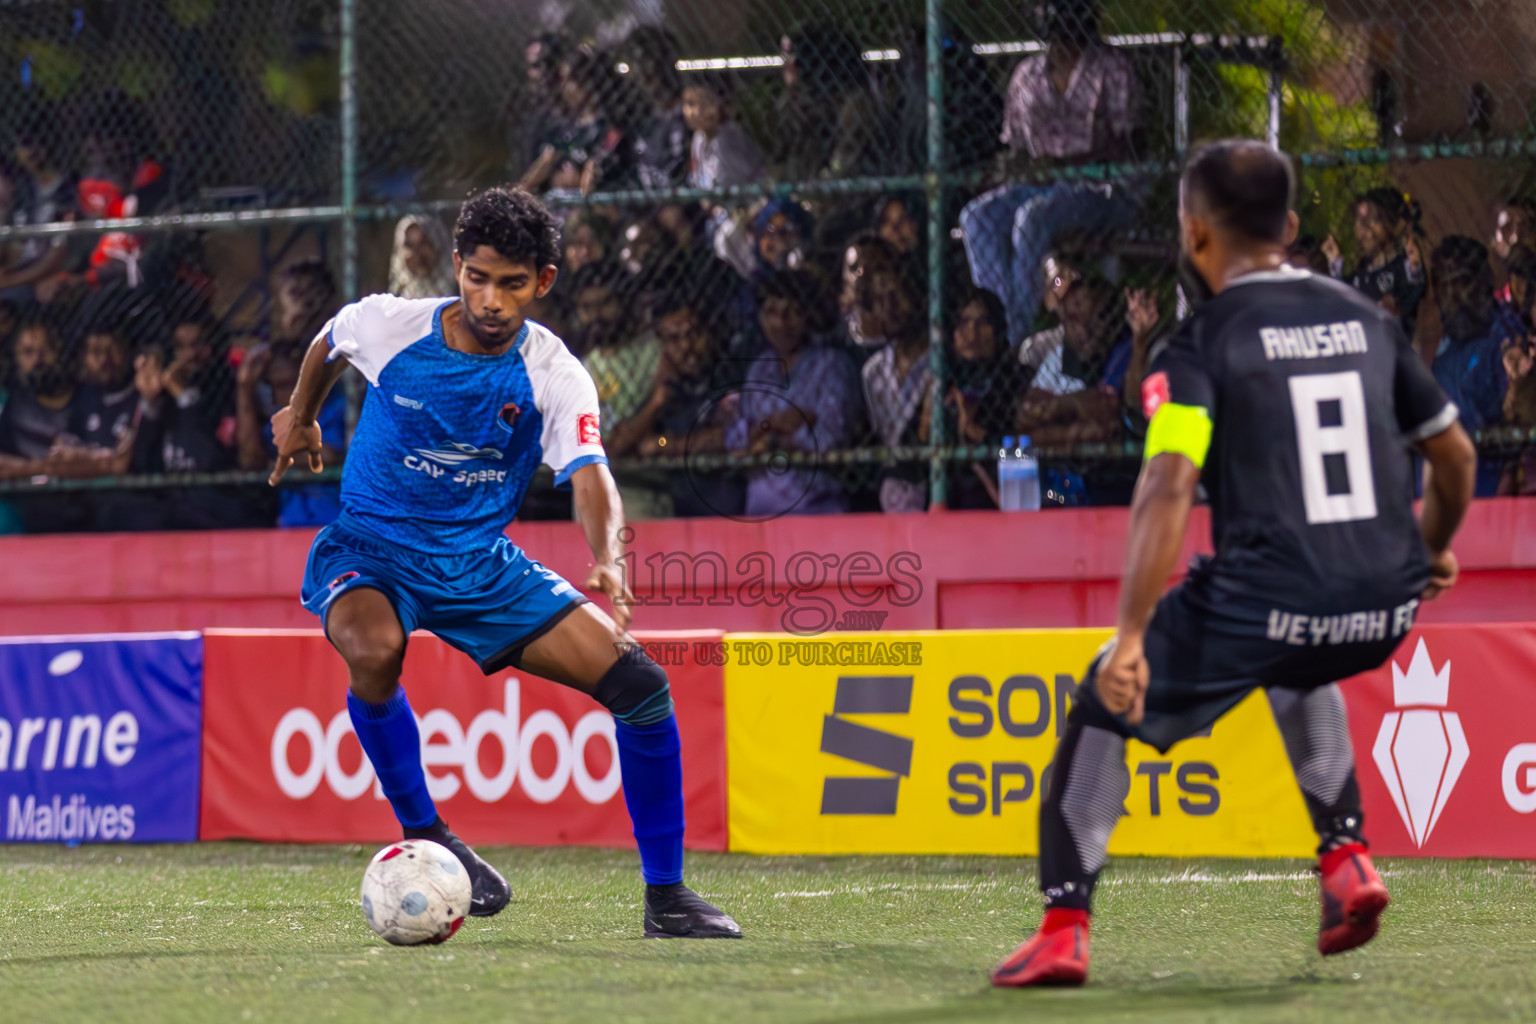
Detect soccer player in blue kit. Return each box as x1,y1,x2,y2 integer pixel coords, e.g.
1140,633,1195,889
267,186,740,939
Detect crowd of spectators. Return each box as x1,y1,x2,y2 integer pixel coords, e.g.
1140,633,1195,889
0,255,351,533
3,0,1535,534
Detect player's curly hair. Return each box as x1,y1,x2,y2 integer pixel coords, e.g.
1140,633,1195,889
455,186,561,270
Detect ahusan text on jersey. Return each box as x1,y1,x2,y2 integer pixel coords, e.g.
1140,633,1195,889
403,455,508,487
1259,320,1368,361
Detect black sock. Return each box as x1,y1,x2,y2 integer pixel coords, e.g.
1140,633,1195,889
1310,775,1367,852
403,816,448,840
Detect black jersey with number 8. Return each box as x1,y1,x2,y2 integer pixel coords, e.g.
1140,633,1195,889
1142,266,1457,613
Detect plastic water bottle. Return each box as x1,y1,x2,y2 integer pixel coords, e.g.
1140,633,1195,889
997,436,1014,509
1016,435,1041,511
999,435,1041,512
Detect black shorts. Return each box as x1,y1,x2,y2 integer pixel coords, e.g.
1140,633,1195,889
1088,575,1422,753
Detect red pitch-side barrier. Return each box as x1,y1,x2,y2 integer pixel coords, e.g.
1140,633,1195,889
198,629,728,850
1,499,1534,634
191,624,1536,858
1341,624,1536,858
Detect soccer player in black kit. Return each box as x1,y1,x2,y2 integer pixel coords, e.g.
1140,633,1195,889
991,140,1477,988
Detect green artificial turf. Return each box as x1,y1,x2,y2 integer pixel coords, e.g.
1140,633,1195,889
2,845,1533,1023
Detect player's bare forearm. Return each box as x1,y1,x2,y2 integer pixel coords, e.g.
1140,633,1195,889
267,336,340,485
289,334,349,426
571,461,625,567
570,461,634,631
1417,422,1476,555
1116,453,1200,640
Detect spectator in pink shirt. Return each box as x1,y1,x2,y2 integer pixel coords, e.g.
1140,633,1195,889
959,0,1142,344
999,7,1136,162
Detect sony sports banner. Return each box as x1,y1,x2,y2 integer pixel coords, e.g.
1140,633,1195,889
724,630,1318,856
199,629,727,850
1340,625,1536,858
0,632,204,843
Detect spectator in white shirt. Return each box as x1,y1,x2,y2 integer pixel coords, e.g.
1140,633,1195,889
857,263,930,512
959,0,1140,345
0,126,76,306
684,74,766,191
683,73,768,272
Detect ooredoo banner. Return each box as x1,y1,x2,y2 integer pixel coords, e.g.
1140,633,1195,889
1341,625,1536,858
724,630,1318,856
199,629,727,849
0,632,204,843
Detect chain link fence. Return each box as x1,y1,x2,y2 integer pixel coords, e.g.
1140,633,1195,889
1,0,1534,530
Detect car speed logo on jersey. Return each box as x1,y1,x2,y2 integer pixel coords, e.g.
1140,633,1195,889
578,412,601,446
412,441,505,466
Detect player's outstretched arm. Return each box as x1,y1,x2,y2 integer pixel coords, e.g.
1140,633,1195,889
269,332,349,486
1102,452,1201,723
1416,421,1477,600
570,461,635,633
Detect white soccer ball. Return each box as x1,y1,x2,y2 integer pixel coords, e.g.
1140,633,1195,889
359,839,473,945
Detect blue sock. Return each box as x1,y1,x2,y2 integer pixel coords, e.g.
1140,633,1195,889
347,689,437,830
615,714,686,886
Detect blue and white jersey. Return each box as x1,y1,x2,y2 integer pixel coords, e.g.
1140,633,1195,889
324,294,607,555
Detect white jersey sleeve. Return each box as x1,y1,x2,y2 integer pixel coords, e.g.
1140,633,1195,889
521,321,609,487
324,293,444,385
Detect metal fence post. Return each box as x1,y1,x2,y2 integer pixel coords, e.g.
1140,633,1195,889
1173,43,1189,157
1267,58,1283,148
339,0,359,302
925,0,948,509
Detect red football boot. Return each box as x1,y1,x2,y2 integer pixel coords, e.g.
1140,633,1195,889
990,908,1090,987
1317,842,1390,956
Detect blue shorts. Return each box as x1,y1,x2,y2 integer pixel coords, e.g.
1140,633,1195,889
300,517,588,674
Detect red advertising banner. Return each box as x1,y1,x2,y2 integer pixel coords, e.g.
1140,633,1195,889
1341,624,1536,858
199,629,726,850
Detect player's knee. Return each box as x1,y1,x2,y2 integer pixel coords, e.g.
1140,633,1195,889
346,657,404,703
592,646,673,726
330,621,405,698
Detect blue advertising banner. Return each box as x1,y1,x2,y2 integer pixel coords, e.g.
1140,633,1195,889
0,633,203,843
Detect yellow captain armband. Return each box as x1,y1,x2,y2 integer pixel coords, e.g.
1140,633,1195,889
1144,402,1213,468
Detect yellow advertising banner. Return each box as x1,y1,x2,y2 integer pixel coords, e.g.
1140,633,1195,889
723,630,1316,856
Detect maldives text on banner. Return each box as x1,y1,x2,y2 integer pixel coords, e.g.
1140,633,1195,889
724,630,1317,856
0,633,204,843
199,629,727,850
